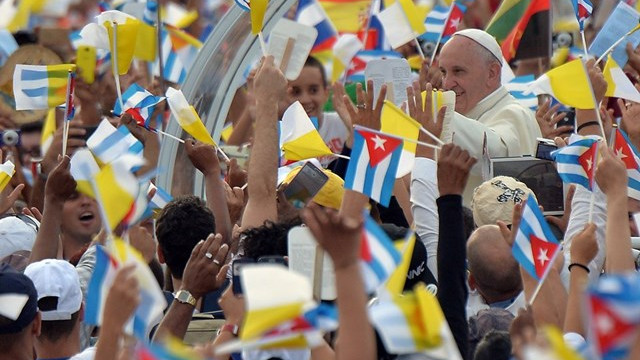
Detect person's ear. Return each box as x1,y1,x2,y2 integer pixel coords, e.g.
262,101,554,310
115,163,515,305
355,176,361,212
157,246,165,264
79,302,85,322
487,61,501,86
32,311,41,337
468,271,477,291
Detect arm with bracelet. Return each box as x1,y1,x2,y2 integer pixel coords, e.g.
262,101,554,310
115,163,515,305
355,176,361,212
564,224,597,336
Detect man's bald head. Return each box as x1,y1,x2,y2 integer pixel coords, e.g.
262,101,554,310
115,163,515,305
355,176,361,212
467,225,522,303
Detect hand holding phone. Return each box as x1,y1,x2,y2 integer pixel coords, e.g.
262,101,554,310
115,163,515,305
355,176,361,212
282,162,329,209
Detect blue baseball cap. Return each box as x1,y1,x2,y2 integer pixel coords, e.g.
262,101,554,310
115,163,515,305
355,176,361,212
0,264,38,334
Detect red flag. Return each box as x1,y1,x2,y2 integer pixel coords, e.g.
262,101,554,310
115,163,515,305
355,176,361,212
501,0,550,62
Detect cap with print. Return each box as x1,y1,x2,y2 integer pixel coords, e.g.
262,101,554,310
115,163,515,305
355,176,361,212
0,263,38,334
25,259,82,321
471,176,536,227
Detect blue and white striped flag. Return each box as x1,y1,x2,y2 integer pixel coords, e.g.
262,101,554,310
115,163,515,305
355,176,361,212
143,0,158,25
154,28,187,84
345,126,403,207
113,83,165,129
420,3,466,44
551,136,599,191
505,75,539,110
513,196,560,281
235,0,250,11
87,119,144,165
613,129,640,201
360,213,402,293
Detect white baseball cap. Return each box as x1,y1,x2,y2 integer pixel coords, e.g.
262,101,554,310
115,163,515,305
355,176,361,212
0,214,39,259
25,259,82,321
453,29,503,64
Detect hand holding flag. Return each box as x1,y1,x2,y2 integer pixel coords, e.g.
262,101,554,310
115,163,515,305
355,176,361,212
594,144,630,197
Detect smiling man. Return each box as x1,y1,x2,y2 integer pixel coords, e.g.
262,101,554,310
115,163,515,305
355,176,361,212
437,29,541,200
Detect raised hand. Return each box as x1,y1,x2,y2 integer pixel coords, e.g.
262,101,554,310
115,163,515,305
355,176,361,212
595,144,627,196
180,233,230,300
436,143,477,196
301,202,363,270
569,223,598,267
418,58,442,90
407,81,445,142
536,99,571,138
44,155,77,204
343,80,387,147
185,139,220,177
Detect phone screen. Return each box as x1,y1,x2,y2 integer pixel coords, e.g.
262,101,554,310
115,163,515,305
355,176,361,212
535,142,558,161
231,259,254,295
283,162,329,208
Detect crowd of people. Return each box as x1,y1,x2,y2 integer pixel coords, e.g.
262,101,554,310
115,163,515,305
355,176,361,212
1,0,640,359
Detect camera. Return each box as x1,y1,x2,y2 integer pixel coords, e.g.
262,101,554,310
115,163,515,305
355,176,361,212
0,130,21,147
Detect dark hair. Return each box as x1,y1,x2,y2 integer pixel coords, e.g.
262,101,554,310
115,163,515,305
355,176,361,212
474,331,511,360
462,206,476,242
38,296,80,343
241,219,302,260
303,56,327,88
156,195,216,279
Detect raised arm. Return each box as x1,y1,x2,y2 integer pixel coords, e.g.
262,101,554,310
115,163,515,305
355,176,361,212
29,156,77,263
302,203,373,360
595,145,635,273
241,56,287,229
564,223,597,336
435,143,476,360
185,139,232,242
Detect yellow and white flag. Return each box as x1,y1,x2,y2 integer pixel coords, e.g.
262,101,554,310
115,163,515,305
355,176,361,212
280,101,333,161
0,160,15,193
331,34,363,83
527,59,596,109
97,11,141,75
375,0,426,49
166,87,216,145
70,149,100,198
604,54,640,103
380,101,420,177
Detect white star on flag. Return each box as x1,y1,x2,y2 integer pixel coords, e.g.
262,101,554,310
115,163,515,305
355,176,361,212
596,313,614,335
616,147,628,160
585,157,592,170
537,248,550,266
448,17,460,30
372,135,387,150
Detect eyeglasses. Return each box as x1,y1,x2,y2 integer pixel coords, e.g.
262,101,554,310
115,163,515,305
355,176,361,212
0,213,39,233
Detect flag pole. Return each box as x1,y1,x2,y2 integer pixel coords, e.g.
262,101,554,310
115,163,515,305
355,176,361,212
414,38,425,59
62,69,75,157
156,7,166,95
353,125,442,149
581,59,608,146
588,140,600,223
580,30,589,59
111,22,125,111
419,127,445,146
258,32,268,56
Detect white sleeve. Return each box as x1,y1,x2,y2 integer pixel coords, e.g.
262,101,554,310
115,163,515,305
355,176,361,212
560,185,607,288
410,157,440,280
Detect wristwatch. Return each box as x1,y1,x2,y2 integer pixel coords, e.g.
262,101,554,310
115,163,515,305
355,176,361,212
174,290,197,307
218,323,240,336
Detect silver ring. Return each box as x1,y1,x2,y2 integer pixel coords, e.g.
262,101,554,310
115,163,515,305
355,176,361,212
205,252,213,259
213,259,221,266
357,104,365,109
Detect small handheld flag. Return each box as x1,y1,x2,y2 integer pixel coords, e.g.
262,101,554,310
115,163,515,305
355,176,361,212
512,196,561,283
165,87,216,146
613,129,640,201
344,126,403,207
551,136,599,191
12,64,76,110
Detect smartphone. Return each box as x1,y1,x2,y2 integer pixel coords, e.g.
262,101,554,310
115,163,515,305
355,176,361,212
76,46,97,84
258,256,287,267
556,109,575,130
282,162,329,209
535,138,558,161
231,258,254,295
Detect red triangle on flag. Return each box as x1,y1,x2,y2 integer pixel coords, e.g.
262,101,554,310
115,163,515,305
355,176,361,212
578,142,597,185
347,56,367,77
360,231,373,262
614,131,639,170
590,295,635,354
443,6,464,37
357,129,402,168
529,234,559,279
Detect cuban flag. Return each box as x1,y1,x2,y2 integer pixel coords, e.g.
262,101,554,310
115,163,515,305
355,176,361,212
420,3,466,44
571,0,593,31
512,196,561,281
613,129,640,201
551,136,599,191
87,119,144,165
505,75,538,110
113,83,165,129
295,0,338,52
588,273,640,360
360,213,402,293
346,50,402,82
86,241,167,341
345,126,403,207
